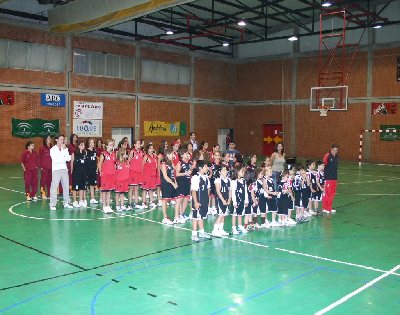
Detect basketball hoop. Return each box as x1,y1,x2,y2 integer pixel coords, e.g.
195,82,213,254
318,106,329,116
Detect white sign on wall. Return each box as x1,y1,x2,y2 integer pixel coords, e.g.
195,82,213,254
73,119,102,137
73,101,103,120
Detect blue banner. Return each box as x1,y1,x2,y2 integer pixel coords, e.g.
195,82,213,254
40,93,66,107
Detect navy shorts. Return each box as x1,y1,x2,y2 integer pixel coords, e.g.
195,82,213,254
217,198,229,215
161,182,177,200
266,197,277,212
232,201,245,216
192,204,208,220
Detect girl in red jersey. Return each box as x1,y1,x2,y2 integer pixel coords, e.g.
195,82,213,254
115,149,130,212
128,139,144,209
96,139,104,191
98,140,116,213
141,143,158,209
160,149,179,225
186,142,193,161
38,136,52,199
209,144,220,163
21,141,39,201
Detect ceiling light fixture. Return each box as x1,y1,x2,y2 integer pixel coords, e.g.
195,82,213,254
321,1,332,7
222,41,230,47
372,23,383,29
166,29,174,35
238,20,246,26
288,36,298,41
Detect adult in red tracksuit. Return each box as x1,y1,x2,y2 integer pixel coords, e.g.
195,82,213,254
322,144,339,213
21,141,38,201
38,136,52,199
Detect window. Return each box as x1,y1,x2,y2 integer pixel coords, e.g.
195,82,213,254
106,54,120,77
0,39,8,68
8,41,28,69
120,55,135,79
46,46,65,72
73,50,90,74
141,59,190,85
28,44,47,70
91,52,106,76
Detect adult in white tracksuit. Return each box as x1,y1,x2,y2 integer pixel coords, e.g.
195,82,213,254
49,135,72,210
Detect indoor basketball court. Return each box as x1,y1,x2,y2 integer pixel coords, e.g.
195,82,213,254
0,0,399,314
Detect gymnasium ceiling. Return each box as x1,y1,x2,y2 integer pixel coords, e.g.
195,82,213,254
0,0,399,56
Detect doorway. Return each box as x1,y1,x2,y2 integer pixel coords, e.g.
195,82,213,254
218,129,233,151
262,124,283,156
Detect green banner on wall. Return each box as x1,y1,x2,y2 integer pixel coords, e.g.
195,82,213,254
380,125,400,141
180,122,186,136
12,118,60,138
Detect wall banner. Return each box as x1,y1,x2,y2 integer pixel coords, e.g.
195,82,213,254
73,119,102,137
12,118,59,138
41,93,66,107
144,121,181,137
380,125,400,141
73,101,103,119
372,103,397,115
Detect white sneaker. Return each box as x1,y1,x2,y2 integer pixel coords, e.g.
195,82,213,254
64,203,73,209
173,218,182,224
212,229,222,237
254,223,261,229
221,230,229,236
261,222,271,228
90,199,98,204
232,228,239,235
309,210,317,215
102,206,109,213
32,196,38,201
157,200,162,207
126,205,133,211
285,219,297,226
142,204,149,209
191,234,199,242
162,217,174,225
270,220,282,227
73,201,80,208
149,202,157,209
171,200,176,205
121,205,127,211
135,204,144,209
116,206,122,212
199,232,211,239
322,209,330,214
79,200,85,208
106,206,114,213
124,197,128,201
50,206,56,211
238,226,248,234
331,209,336,213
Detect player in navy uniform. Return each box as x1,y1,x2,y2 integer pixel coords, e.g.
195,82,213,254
71,140,88,208
209,151,222,215
212,165,231,237
160,149,179,225
307,160,318,215
244,168,256,231
86,138,98,205
175,148,192,223
277,170,295,225
264,167,279,226
313,160,325,213
190,160,211,242
230,165,248,235
252,168,268,228
293,166,303,221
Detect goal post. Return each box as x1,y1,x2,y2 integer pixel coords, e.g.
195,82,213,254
359,129,400,166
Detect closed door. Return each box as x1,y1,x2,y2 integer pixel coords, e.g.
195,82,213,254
263,124,283,156
112,128,134,147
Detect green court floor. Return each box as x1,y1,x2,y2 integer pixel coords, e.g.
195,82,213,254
0,163,399,314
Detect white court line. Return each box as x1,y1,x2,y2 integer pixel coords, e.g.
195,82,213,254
275,248,400,276
315,264,400,315
339,178,399,185
0,186,26,195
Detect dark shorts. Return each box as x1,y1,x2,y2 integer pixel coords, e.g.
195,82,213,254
232,201,245,216
257,197,267,214
217,198,229,215
192,204,208,220
266,197,277,212
277,197,290,215
294,191,302,208
72,171,86,191
245,203,253,215
301,189,311,208
176,178,191,197
86,168,97,186
161,182,177,200
311,191,322,201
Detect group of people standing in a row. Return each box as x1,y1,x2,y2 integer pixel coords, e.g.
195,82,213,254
20,130,339,241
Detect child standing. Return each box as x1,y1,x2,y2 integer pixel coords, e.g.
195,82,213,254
141,143,158,210
38,136,52,199
209,151,222,215
212,165,231,237
307,160,317,216
253,168,268,228
175,148,192,223
86,138,98,205
287,167,297,224
160,149,179,225
277,170,295,225
264,167,279,226
71,140,88,208
115,149,130,212
21,141,38,201
244,168,256,231
315,161,325,214
230,165,248,235
128,139,144,209
98,140,116,213
191,160,211,242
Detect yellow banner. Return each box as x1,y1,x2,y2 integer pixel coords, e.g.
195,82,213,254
144,121,180,137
